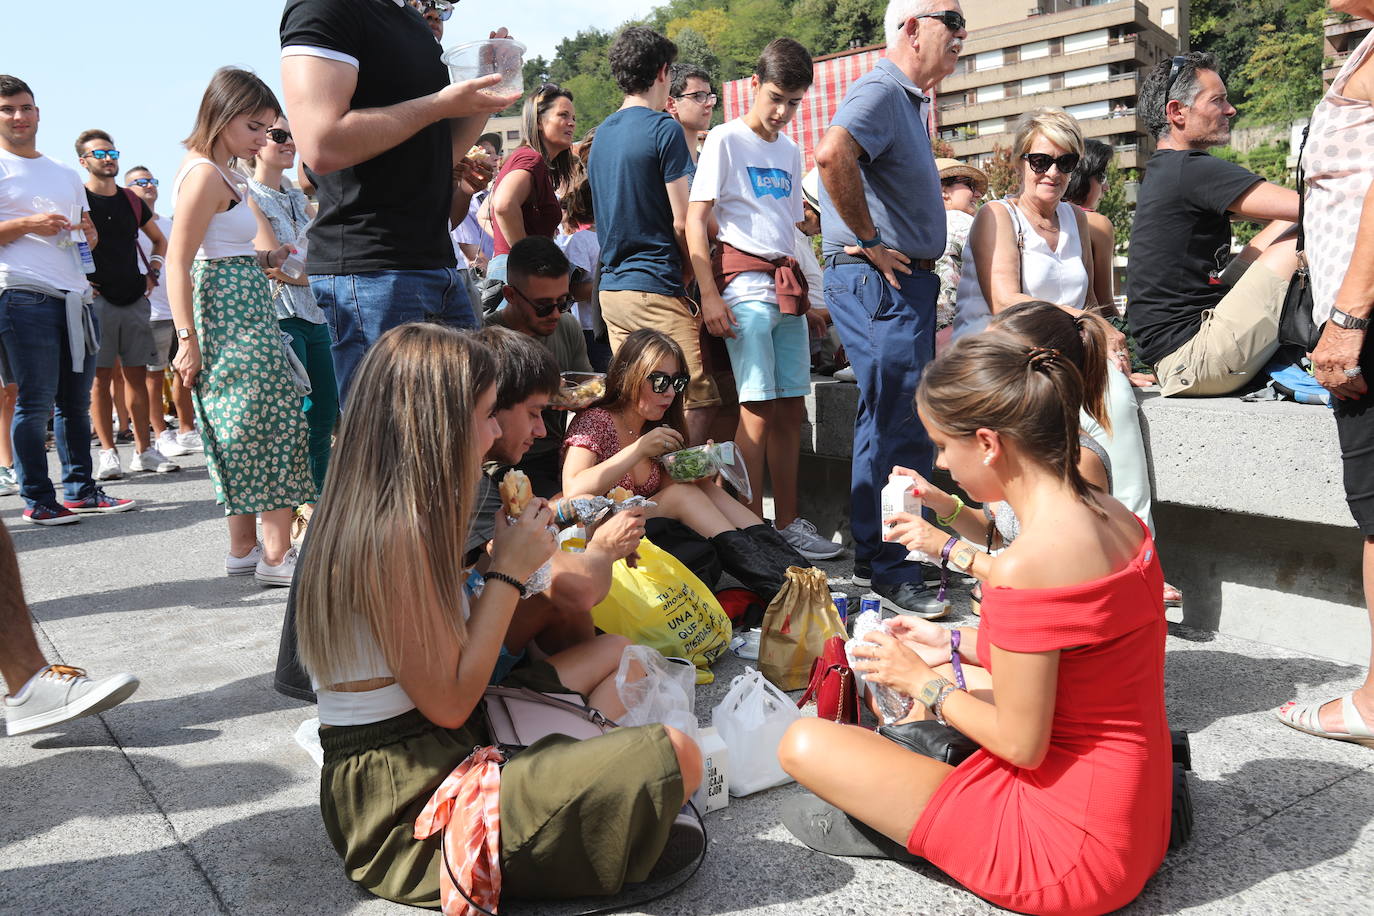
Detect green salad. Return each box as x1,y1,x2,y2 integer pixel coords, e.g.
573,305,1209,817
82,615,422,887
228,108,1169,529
661,445,715,481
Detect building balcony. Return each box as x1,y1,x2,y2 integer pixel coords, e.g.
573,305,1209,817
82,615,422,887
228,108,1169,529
940,40,1156,93
937,72,1140,126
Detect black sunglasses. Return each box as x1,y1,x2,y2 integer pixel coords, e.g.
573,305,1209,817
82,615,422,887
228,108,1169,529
509,285,574,317
648,371,690,395
913,10,966,33
266,128,292,144
1021,152,1081,175
1163,54,1190,99
408,0,454,20
128,177,159,188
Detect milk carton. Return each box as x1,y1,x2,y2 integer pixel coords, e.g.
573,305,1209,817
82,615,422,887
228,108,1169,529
690,726,730,813
880,476,936,563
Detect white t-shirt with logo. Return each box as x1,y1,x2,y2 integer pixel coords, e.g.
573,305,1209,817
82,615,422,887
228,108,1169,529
690,118,804,306
0,148,89,293
138,214,173,320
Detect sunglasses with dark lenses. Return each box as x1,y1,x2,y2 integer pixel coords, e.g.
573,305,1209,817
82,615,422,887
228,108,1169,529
85,149,120,160
648,371,690,395
1163,54,1189,98
913,10,966,32
510,286,575,317
266,129,292,144
1021,152,1081,175
129,177,159,188
409,0,454,20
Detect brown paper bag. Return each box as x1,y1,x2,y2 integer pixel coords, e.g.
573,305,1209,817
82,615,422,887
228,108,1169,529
759,566,847,691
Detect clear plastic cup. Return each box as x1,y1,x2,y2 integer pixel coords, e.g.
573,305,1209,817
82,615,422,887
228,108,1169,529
442,39,526,97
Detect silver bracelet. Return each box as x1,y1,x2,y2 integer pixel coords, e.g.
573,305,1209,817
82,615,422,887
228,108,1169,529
932,683,962,726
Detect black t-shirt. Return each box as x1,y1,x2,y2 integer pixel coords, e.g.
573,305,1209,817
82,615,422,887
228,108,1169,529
280,0,456,274
1125,149,1264,364
87,188,151,306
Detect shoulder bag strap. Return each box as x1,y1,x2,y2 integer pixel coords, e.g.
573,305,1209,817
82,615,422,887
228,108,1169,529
998,197,1026,295
1294,124,1309,259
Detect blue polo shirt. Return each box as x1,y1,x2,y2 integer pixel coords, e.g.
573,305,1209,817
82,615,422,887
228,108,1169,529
820,58,944,261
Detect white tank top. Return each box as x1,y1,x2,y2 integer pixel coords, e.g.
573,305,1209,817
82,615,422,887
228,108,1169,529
951,198,1089,340
172,158,256,260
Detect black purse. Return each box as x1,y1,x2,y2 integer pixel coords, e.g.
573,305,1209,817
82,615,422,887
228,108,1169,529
1279,126,1323,351
877,719,980,766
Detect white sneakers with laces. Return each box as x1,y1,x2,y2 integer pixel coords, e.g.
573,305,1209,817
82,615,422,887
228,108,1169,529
256,546,299,587
3,664,140,736
156,429,193,457
95,448,122,480
130,446,180,474
226,543,264,576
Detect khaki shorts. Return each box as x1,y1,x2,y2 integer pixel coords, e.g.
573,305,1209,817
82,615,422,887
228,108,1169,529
1155,262,1288,397
600,289,721,409
147,318,175,370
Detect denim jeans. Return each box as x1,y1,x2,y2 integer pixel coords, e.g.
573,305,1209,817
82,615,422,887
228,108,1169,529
823,261,937,586
0,289,97,509
310,268,475,406
280,317,339,498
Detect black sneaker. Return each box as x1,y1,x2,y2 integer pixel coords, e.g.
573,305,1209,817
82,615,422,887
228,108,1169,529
782,795,919,862
874,581,949,620
644,809,705,881
852,561,872,588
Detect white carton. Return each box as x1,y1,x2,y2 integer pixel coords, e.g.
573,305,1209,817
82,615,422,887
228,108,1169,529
690,726,730,813
880,476,936,563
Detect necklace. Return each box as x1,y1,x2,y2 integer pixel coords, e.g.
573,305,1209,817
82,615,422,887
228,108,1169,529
1013,195,1058,233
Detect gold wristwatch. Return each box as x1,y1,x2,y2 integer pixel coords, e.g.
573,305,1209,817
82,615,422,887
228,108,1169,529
949,542,979,574
917,676,953,709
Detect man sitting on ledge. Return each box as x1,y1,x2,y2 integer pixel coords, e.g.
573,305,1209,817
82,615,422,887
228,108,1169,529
1126,51,1299,397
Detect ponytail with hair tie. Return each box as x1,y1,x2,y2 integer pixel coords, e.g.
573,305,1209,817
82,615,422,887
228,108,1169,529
1026,346,1063,369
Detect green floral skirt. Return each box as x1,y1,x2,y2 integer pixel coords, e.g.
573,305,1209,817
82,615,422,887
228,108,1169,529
191,256,313,515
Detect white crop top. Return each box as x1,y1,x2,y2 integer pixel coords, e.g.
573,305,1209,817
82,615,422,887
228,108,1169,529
172,158,257,260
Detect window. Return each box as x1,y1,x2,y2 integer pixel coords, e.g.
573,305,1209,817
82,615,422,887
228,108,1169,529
1021,40,1050,61
506,130,520,143
1063,28,1109,55
1021,75,1051,96
1161,6,1176,27
976,83,1006,103
1066,101,1110,121
1064,64,1109,88
979,117,1006,136
974,49,1003,72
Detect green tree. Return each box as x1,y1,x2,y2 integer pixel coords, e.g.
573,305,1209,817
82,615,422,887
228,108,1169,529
1237,14,1324,126
1096,160,1133,254
984,145,1018,199
672,27,722,82
1190,0,1325,125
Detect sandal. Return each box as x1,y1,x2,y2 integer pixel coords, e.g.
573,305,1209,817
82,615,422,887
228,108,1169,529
1276,692,1374,748
1163,582,1182,607
781,795,919,862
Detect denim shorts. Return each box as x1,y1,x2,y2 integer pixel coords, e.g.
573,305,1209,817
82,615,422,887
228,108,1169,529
722,298,811,402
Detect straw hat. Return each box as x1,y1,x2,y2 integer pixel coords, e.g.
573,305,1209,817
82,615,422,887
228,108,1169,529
935,158,988,198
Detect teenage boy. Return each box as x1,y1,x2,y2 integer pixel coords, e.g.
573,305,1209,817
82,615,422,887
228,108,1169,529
125,165,201,457
0,75,133,525
75,130,176,479
588,27,720,444
686,39,838,561
485,237,592,498
665,63,716,166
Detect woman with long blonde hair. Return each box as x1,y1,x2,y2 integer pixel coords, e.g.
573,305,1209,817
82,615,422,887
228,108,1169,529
295,323,700,908
167,67,312,585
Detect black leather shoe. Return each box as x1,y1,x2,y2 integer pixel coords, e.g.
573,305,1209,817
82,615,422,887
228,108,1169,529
874,581,949,620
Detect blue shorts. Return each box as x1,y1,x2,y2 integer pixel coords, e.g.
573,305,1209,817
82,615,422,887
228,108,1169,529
723,299,811,403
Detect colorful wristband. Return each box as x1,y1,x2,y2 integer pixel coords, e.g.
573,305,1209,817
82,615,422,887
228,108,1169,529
936,494,965,527
950,628,967,691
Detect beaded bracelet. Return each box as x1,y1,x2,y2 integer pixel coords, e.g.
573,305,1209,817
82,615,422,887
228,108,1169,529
483,570,527,599
936,494,965,527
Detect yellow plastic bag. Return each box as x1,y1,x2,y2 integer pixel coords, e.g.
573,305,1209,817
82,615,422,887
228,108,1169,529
591,538,732,684
759,566,846,691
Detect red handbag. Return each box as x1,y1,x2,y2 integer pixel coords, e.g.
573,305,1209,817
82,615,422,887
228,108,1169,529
796,635,860,725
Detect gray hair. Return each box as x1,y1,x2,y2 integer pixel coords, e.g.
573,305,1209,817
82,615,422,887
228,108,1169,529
1140,51,1218,140
884,0,941,46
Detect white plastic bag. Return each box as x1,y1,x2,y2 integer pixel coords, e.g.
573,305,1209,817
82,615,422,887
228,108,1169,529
711,666,800,796
615,645,698,744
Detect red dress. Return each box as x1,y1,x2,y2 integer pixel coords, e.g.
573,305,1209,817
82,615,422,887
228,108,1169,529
908,523,1172,916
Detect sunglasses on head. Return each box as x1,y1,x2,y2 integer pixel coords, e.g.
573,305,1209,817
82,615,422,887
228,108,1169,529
1163,54,1190,99
408,0,454,20
508,285,575,317
128,177,159,188
648,371,690,395
1021,152,1081,175
913,10,965,33
84,149,119,161
266,128,292,144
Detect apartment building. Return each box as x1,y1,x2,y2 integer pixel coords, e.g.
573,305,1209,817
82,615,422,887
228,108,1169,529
1324,13,1372,88
936,0,1182,171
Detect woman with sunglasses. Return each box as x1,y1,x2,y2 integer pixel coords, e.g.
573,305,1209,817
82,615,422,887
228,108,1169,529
245,116,338,508
486,84,576,296
562,328,810,601
167,68,313,585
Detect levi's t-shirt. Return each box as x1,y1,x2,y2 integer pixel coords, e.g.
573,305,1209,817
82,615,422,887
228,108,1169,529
280,0,455,274
690,118,804,305
1125,149,1264,364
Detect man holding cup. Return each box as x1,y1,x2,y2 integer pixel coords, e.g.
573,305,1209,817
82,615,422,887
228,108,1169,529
280,0,519,404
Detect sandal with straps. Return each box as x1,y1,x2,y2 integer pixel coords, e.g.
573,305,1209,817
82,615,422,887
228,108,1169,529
1276,692,1374,748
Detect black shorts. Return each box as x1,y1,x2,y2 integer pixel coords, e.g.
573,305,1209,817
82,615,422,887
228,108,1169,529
1334,334,1374,536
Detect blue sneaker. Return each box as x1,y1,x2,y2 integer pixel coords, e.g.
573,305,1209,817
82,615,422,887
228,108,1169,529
23,503,80,526
63,488,135,514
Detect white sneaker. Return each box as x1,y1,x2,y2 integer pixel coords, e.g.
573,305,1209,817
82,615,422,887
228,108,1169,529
779,517,844,560
95,448,122,480
833,366,857,383
226,542,263,576
156,429,192,457
130,446,179,474
4,665,139,736
256,546,299,587
0,465,18,497
176,429,204,452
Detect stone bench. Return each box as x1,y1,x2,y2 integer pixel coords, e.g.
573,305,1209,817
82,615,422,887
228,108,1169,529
794,377,1368,665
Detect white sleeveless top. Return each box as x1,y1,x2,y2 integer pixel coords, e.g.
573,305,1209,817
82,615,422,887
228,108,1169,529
1304,31,1374,327
172,158,256,260
951,198,1089,340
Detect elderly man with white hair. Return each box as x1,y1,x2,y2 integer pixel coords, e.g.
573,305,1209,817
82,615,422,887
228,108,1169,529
814,0,967,617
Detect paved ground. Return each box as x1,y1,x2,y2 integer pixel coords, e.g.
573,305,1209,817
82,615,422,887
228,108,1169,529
3,450,1374,915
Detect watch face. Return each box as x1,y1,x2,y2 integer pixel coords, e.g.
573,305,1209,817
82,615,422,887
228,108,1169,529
952,545,977,572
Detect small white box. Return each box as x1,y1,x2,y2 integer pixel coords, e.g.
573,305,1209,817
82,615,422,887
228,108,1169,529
690,726,730,813
880,476,936,563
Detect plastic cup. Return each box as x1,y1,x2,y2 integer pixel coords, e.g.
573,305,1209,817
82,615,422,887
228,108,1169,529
442,38,526,97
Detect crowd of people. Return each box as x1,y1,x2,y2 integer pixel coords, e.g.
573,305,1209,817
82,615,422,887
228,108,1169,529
2,0,1374,913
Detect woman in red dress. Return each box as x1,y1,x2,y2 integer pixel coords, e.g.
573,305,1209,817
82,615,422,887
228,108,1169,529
778,330,1172,916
